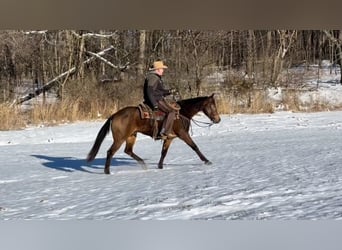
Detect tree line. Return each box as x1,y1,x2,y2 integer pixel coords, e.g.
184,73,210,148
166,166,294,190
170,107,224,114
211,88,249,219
1,30,342,104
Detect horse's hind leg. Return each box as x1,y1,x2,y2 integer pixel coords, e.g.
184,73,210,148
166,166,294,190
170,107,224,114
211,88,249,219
105,139,124,174
125,133,147,170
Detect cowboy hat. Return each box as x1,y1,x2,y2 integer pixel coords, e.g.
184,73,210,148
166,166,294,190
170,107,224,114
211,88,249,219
150,61,168,70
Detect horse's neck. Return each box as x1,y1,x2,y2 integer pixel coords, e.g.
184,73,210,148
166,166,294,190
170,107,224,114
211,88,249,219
180,100,203,119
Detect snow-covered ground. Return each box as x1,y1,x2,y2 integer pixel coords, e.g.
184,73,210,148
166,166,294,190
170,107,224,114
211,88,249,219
1,111,342,219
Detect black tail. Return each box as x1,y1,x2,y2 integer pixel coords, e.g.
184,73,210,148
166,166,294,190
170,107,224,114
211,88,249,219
86,115,113,162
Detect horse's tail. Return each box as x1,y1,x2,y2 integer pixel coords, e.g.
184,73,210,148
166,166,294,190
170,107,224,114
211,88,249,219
86,115,114,162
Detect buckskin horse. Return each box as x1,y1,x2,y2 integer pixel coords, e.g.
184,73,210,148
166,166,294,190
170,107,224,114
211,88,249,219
86,94,221,174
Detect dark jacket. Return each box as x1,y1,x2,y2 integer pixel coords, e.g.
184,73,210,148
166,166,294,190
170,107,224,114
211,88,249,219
143,72,171,108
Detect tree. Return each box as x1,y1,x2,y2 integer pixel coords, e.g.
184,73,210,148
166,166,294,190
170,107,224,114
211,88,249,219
138,30,146,78
271,30,297,85
323,30,342,84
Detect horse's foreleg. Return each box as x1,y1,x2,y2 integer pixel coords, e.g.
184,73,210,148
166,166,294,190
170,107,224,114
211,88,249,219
105,140,124,174
158,138,173,169
125,133,147,170
178,132,212,165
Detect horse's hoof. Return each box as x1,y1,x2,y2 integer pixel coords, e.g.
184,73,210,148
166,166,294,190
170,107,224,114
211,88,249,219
157,165,163,169
205,161,212,165
104,169,111,174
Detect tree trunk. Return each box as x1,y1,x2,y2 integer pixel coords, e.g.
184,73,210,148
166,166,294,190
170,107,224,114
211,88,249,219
265,30,273,83
40,39,47,104
100,30,106,76
272,30,297,85
246,30,254,77
138,30,146,78
78,32,85,80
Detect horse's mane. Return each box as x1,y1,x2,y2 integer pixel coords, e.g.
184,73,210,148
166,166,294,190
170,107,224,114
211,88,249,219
177,96,209,109
177,96,211,126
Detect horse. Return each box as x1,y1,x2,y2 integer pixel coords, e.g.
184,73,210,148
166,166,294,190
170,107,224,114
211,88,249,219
86,93,221,174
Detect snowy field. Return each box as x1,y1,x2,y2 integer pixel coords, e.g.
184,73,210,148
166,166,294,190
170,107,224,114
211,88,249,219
1,111,342,219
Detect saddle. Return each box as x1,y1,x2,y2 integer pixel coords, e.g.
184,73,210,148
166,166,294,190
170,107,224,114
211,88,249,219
138,102,181,140
137,102,180,121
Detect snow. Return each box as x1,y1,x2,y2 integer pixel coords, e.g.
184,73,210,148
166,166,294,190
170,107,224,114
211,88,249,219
1,111,342,219
276,61,342,109
206,60,342,110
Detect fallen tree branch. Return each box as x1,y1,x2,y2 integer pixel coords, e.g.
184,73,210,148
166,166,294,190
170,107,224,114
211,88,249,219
22,30,48,35
71,31,118,39
85,50,129,71
13,46,115,106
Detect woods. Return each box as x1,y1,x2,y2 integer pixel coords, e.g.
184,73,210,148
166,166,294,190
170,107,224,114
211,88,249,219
1,30,342,129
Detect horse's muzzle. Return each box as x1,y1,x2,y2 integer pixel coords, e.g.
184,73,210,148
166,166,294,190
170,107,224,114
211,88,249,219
212,116,221,123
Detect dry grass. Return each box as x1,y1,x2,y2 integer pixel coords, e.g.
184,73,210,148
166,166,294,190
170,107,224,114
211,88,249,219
0,77,142,130
1,87,342,131
28,98,119,125
247,91,274,114
215,90,274,114
0,104,26,130
0,99,119,130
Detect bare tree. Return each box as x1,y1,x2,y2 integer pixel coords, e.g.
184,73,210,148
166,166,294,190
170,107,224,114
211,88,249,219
246,30,255,78
181,31,224,96
271,30,297,85
323,30,342,84
138,30,146,78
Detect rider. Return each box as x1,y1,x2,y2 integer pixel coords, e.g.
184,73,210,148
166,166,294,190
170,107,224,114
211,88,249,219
143,60,178,139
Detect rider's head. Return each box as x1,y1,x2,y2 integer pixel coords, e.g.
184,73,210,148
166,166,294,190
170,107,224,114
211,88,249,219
150,61,168,76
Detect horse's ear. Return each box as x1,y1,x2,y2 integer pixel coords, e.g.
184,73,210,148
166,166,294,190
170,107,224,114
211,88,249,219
210,93,215,98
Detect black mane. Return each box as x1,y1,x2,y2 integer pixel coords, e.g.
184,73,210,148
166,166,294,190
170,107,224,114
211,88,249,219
177,96,210,118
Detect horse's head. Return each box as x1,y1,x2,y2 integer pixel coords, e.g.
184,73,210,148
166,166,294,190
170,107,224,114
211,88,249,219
202,93,221,124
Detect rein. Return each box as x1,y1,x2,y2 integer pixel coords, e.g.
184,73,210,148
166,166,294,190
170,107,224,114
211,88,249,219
191,118,214,128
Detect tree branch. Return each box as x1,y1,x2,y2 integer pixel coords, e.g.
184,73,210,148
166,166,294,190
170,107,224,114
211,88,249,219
70,31,118,39
13,46,115,106
85,50,129,71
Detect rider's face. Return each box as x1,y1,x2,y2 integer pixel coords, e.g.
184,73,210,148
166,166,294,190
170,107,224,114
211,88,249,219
156,68,164,76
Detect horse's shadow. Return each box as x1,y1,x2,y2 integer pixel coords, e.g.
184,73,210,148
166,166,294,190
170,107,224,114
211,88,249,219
31,154,138,174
